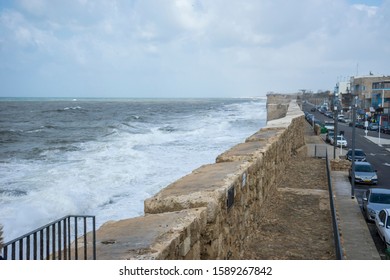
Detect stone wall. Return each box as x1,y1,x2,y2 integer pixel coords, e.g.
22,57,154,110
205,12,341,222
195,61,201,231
330,159,351,171
266,93,298,121
90,98,305,260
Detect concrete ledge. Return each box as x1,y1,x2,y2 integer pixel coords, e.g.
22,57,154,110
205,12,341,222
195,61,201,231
266,100,304,129
216,141,267,163
245,127,284,142
144,161,248,222
92,208,207,260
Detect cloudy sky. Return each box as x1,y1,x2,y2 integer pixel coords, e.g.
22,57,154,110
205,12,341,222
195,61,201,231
0,0,389,98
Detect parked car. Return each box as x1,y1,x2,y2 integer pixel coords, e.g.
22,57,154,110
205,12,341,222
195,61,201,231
325,111,333,118
380,124,390,134
343,118,352,124
337,115,346,122
305,113,314,122
346,149,367,162
349,161,378,185
330,134,348,147
375,208,390,248
362,188,390,222
326,130,334,143
324,121,335,131
354,122,365,129
310,107,316,112
368,123,380,131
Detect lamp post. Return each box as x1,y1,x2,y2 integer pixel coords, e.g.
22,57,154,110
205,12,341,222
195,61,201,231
378,84,384,146
333,93,339,159
351,95,357,199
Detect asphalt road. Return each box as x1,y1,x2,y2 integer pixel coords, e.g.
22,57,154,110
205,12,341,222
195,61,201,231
303,103,390,258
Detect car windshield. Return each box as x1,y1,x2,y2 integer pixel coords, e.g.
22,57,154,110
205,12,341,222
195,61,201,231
355,150,365,156
355,164,374,172
369,193,390,204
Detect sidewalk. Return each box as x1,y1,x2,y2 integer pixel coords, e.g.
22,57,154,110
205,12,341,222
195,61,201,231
305,123,381,260
332,171,381,260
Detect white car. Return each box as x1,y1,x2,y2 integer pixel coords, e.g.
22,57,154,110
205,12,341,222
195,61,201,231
324,121,335,131
330,135,348,148
375,208,390,249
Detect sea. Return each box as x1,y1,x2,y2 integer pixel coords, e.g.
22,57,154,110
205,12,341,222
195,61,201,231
0,98,267,242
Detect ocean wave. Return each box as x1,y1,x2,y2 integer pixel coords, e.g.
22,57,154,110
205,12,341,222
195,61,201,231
0,129,24,143
0,98,267,241
0,189,28,197
158,125,177,133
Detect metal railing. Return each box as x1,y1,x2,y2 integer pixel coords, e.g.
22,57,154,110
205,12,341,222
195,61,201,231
324,147,343,260
1,215,96,260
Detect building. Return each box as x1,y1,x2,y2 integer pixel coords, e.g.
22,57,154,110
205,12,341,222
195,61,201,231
372,80,390,126
350,75,390,125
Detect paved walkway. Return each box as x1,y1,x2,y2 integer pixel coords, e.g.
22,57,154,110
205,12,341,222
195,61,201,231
332,171,381,259
304,122,381,260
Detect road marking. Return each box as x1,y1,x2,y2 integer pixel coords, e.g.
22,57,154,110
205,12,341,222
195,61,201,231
384,163,390,167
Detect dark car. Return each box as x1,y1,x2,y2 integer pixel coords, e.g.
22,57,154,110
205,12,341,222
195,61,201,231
355,122,365,129
349,161,378,185
380,124,390,134
362,188,390,222
346,149,367,162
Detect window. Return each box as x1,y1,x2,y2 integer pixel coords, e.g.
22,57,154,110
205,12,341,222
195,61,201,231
379,210,386,223
370,194,390,204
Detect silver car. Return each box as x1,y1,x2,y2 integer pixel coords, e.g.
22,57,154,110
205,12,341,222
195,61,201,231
349,161,378,185
362,188,390,222
375,208,390,249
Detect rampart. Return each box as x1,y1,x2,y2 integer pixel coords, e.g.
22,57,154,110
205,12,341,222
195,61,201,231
87,96,305,260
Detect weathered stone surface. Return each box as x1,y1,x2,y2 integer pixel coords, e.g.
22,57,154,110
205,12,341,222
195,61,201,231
91,208,207,260
215,141,267,162
144,161,249,222
245,127,284,142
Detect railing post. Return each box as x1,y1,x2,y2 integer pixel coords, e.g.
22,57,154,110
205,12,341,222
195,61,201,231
325,149,343,259
92,216,96,260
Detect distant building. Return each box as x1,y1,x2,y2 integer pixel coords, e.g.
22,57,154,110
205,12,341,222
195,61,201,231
334,81,351,109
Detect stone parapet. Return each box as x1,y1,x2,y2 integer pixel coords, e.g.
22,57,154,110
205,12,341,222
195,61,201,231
83,208,207,260
266,93,298,121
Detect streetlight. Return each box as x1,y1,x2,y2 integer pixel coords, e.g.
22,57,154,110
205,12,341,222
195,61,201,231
378,83,385,146
351,95,357,199
333,93,339,159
